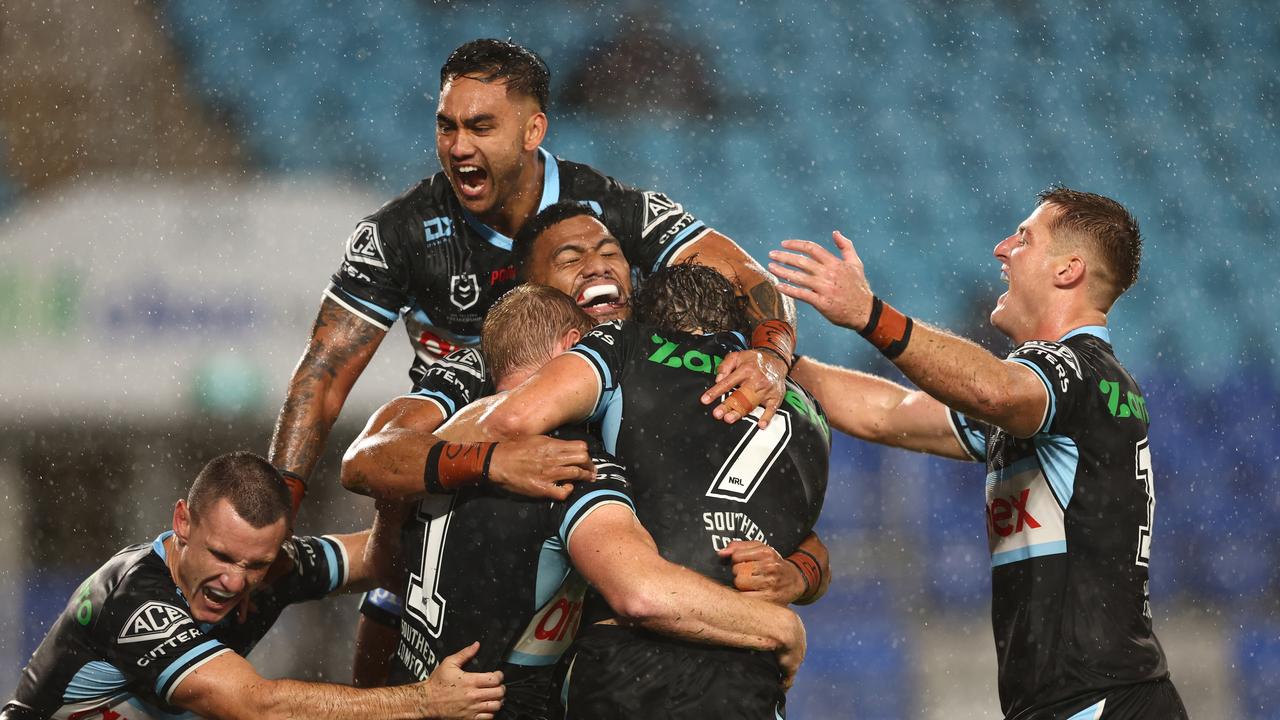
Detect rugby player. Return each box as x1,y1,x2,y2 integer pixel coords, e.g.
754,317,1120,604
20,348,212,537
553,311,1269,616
769,187,1187,719
270,38,796,516
344,285,806,719
438,262,832,718
1,452,502,720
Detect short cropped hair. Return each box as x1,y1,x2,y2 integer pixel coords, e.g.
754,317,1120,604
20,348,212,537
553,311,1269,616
441,39,551,111
187,451,290,529
633,261,750,335
1037,185,1143,304
512,201,608,280
482,284,594,383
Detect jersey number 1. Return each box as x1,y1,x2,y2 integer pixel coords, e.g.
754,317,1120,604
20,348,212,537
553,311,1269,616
406,494,456,637
1134,437,1154,567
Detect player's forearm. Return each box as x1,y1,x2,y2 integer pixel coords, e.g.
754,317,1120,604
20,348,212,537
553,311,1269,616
237,678,436,720
352,615,399,688
610,557,801,653
792,532,831,605
791,356,912,443
681,231,797,326
342,427,436,499
887,320,1040,436
269,298,386,480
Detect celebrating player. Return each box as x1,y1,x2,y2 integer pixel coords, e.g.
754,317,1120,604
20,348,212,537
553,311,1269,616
769,187,1188,719
346,285,807,718
438,262,831,718
270,38,795,515
1,452,502,720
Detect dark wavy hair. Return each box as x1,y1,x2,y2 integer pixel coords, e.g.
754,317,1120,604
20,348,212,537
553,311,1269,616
441,39,551,111
633,261,749,335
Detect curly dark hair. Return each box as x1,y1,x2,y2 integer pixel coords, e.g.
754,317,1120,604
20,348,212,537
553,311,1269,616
633,261,749,335
441,39,551,111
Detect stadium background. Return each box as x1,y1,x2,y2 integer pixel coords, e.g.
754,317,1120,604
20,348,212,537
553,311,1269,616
1,0,1276,717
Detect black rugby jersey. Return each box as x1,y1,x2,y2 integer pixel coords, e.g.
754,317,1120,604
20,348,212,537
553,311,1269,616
946,326,1171,720
326,148,713,372
568,321,830,586
387,439,634,717
4,533,348,720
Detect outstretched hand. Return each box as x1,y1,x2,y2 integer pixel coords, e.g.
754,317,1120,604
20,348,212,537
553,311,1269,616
699,349,787,428
487,435,595,501
768,231,875,331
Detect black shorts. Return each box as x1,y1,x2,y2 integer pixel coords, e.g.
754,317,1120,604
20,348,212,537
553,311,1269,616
1016,678,1188,720
561,624,786,720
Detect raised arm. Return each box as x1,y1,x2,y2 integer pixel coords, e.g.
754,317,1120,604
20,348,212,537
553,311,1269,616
676,231,797,427
270,297,387,512
771,232,1048,438
171,644,503,720
789,356,972,460
567,504,806,688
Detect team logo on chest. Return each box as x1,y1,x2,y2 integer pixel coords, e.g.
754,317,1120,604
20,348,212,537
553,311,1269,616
449,273,480,310
118,601,192,644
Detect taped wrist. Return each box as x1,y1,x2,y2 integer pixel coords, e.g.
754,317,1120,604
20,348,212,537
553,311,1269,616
786,548,823,603
752,319,796,368
424,441,498,494
858,296,914,360
279,470,308,517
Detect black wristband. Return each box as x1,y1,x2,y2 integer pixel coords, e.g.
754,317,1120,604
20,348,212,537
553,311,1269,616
792,548,823,587
480,442,499,483
858,296,885,339
423,442,447,495
279,469,308,489
785,557,813,598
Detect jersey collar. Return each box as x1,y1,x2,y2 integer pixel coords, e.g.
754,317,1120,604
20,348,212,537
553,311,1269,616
1058,325,1110,343
152,530,174,561
460,147,561,252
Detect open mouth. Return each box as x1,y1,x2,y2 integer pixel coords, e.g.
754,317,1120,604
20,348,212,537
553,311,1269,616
201,585,238,608
455,164,488,199
576,283,627,318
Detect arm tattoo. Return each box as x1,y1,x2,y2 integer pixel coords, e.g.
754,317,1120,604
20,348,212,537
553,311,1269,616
745,278,796,326
268,299,386,479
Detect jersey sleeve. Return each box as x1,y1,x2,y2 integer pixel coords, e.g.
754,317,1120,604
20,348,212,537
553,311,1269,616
947,408,991,462
1006,340,1088,435
405,347,492,420
269,535,350,603
598,180,713,273
95,576,230,704
325,216,411,331
554,452,637,547
566,320,635,423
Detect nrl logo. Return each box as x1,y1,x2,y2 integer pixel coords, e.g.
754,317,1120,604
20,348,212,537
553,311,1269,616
450,273,479,311
118,601,192,644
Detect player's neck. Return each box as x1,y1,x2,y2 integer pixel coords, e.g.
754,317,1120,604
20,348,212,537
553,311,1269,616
495,366,536,392
1018,307,1108,345
481,151,545,238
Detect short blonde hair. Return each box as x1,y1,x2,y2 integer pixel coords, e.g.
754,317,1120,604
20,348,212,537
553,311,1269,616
481,284,594,382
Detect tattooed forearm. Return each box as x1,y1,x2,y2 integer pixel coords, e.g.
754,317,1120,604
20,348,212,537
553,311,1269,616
746,278,797,326
268,298,387,480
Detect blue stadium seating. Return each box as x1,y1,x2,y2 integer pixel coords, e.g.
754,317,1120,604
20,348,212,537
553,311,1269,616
142,0,1280,615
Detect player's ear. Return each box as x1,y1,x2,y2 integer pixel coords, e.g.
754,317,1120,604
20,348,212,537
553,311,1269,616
1055,254,1085,288
554,328,582,355
523,111,547,152
173,499,191,543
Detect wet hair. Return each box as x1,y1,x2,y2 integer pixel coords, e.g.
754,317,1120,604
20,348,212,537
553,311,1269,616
187,451,291,529
633,261,750,335
512,201,609,281
441,39,551,111
482,284,594,383
1036,185,1143,305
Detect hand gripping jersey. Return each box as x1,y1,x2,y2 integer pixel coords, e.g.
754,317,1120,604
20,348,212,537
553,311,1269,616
946,326,1174,720
386,437,635,719
325,147,714,376
3,533,348,720
569,320,831,587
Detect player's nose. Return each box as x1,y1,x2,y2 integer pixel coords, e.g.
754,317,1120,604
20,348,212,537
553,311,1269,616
994,234,1015,260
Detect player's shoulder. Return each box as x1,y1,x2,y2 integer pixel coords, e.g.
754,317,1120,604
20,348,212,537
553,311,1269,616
89,540,198,638
554,156,629,195
361,174,459,231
